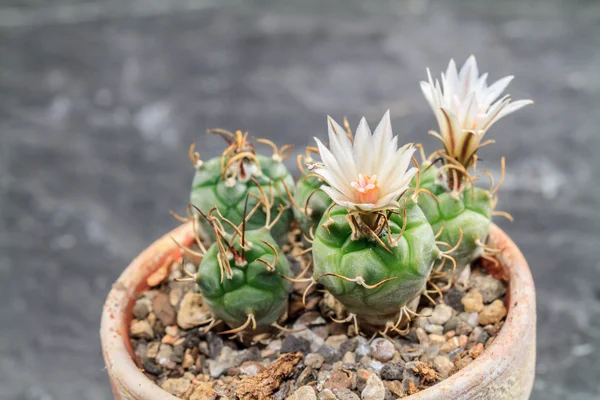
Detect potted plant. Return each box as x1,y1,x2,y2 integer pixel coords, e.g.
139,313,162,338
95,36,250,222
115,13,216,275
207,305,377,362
101,56,536,399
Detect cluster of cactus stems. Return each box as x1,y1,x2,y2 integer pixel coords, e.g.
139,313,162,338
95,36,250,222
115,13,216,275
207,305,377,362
170,56,531,340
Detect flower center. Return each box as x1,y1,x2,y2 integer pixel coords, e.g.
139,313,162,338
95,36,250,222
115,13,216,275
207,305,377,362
351,174,380,204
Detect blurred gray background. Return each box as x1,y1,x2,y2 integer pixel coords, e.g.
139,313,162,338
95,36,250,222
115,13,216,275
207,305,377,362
1,0,599,399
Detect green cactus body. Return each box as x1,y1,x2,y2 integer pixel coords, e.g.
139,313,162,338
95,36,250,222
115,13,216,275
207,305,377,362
196,227,292,329
311,200,439,326
413,162,492,272
190,155,294,245
293,175,332,236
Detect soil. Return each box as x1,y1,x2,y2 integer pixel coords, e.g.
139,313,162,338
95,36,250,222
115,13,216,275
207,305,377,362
129,235,508,400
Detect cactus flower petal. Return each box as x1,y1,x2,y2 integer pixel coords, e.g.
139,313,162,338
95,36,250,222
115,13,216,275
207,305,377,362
421,55,533,168
310,111,417,213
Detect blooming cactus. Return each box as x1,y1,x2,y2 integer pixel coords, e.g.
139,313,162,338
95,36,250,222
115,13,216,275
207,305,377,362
415,56,531,272
309,112,442,330
420,55,532,172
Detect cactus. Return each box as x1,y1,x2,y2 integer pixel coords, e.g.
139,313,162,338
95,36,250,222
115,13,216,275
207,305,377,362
197,226,292,333
189,129,295,245
176,201,292,336
293,147,333,237
411,160,493,271
312,199,440,328
170,57,531,339
416,55,532,273
306,112,446,332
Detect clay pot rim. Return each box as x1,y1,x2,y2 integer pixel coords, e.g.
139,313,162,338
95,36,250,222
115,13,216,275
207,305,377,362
100,223,535,399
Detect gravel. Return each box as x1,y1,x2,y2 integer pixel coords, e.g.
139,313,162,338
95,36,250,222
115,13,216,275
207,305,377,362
129,260,508,399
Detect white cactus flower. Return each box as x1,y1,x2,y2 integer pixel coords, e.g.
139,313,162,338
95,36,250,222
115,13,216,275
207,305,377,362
420,55,533,167
310,111,417,213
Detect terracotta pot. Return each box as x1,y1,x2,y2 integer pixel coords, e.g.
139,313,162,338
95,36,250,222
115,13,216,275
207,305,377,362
101,223,536,400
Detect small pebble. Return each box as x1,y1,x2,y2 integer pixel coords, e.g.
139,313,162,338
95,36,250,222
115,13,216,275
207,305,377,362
484,322,504,336
146,341,160,358
443,317,459,332
181,350,194,369
165,325,179,337
454,355,473,370
430,304,453,325
305,353,325,369
432,355,454,378
461,290,484,312
455,321,473,336
318,344,340,364
317,389,337,400
177,292,211,330
281,335,311,354
189,382,216,400
142,358,162,376
370,360,384,374
160,377,191,396
332,388,360,400
472,274,506,303
169,287,184,308
342,351,356,364
240,361,265,376
156,344,173,365
479,300,507,325
466,312,480,327
339,338,359,354
130,320,154,340
152,292,175,326
362,374,386,400
132,298,151,319
424,324,444,335
415,307,433,328
325,334,348,349
207,347,236,378
356,337,371,358
370,338,395,362
383,380,405,398
135,341,147,359
415,328,429,344
380,361,404,380
286,385,316,400
429,334,446,346
323,370,353,390
439,337,459,354
443,287,465,312
469,343,485,359
448,346,464,361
